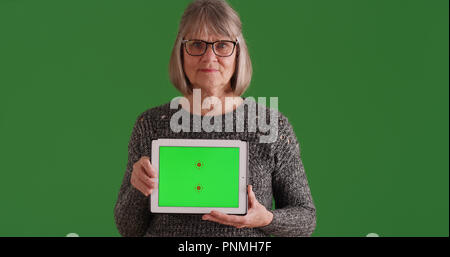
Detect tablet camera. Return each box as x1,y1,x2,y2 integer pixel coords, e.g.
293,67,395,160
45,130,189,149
195,160,205,170
195,183,203,193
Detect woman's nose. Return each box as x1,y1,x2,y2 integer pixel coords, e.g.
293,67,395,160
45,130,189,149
202,44,218,60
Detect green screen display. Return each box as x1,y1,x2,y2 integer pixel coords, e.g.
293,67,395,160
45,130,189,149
158,146,240,208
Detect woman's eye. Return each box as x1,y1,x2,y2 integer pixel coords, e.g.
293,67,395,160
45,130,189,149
193,42,203,48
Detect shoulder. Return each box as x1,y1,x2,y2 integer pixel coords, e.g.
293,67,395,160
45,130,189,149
136,102,172,122
246,97,294,144
243,97,290,123
271,108,297,147
252,100,300,156
130,102,172,135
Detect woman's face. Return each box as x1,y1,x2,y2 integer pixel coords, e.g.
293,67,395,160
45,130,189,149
183,33,237,93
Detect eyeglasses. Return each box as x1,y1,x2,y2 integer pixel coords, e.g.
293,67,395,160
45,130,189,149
182,39,238,57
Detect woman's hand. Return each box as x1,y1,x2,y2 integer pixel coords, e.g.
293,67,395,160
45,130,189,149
202,185,273,229
130,156,158,197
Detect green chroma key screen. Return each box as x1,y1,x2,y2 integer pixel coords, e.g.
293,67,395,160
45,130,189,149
158,146,240,207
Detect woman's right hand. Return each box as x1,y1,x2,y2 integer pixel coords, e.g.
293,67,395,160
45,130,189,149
130,156,158,197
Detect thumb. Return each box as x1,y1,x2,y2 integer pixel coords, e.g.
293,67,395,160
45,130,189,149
248,185,256,208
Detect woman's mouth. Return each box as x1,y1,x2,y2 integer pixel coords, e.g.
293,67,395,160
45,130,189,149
199,69,218,72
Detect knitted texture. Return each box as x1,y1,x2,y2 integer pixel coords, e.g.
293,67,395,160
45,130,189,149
114,99,316,237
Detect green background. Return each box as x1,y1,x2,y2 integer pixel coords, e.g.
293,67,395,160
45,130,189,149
0,0,448,237
158,146,239,207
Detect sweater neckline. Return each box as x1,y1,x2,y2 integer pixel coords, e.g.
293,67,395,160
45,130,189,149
177,97,247,119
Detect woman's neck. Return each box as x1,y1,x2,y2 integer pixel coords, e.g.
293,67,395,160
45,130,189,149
183,87,243,116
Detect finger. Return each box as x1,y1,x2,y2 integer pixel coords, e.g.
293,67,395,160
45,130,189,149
203,214,236,227
140,157,157,178
235,224,246,229
140,157,158,178
137,171,158,189
209,211,246,226
137,173,154,190
149,177,158,189
133,178,152,196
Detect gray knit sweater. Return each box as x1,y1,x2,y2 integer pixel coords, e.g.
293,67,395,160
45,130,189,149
114,98,316,237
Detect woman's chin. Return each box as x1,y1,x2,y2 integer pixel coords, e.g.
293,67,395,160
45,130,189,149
196,82,223,89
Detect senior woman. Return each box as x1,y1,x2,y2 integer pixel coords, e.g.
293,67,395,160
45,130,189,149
114,0,316,237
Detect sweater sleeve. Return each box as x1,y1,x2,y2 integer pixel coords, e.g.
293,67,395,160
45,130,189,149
258,115,317,237
114,114,152,236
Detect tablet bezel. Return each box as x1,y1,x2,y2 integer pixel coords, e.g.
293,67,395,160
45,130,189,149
150,138,248,214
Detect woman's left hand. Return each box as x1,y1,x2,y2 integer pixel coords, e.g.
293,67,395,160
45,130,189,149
202,185,273,229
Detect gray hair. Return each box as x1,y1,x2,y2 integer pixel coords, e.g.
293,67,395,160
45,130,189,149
169,0,253,96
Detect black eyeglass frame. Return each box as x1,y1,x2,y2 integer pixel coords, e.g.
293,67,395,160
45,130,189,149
182,39,239,57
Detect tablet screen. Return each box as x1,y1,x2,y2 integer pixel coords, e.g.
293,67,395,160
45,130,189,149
158,146,240,208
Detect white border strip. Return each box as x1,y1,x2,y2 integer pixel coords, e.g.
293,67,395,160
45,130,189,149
150,138,248,214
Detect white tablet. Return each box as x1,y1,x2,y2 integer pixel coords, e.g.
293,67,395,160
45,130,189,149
150,138,248,214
